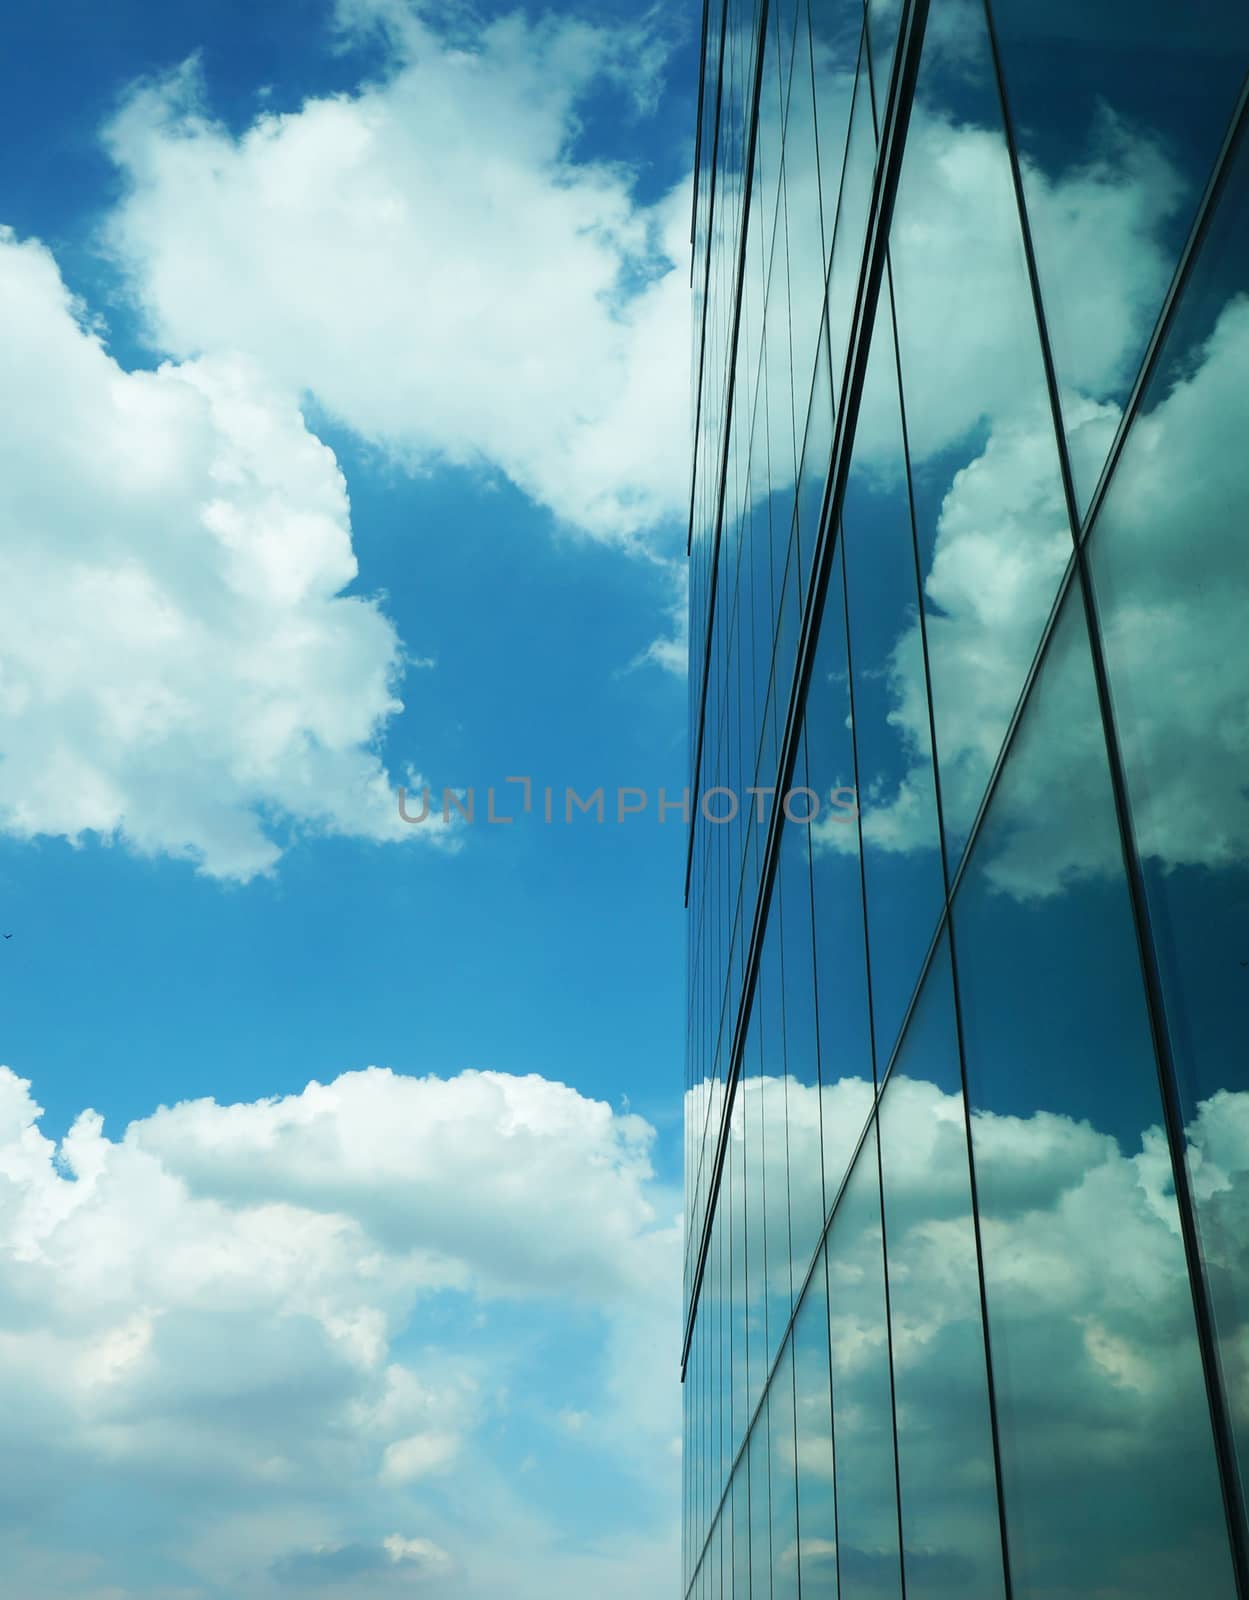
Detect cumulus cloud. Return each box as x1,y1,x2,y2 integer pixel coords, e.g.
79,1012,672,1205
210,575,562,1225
0,3,696,879
0,1063,680,1599
101,6,691,548
0,227,451,880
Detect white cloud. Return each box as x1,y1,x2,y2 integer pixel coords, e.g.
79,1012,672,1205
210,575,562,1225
101,8,691,549
628,557,689,677
0,1062,680,1598
0,227,452,880
379,1431,459,1484
0,3,696,881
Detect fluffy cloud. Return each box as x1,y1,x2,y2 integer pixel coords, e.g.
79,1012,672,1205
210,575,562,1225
0,4,695,880
0,1063,680,1599
0,227,451,880
101,6,691,548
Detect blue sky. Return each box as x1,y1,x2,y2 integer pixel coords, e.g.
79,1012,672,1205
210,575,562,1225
0,2,700,1594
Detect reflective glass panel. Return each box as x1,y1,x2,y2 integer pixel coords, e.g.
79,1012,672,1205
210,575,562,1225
954,582,1238,1598
805,542,874,1206
759,901,795,1359
729,1077,750,1459
771,1340,801,1600
743,993,770,1418
989,0,1249,511
888,3,1074,871
784,2,829,434
776,751,826,1281
750,1408,773,1599
825,56,877,408
826,1120,903,1599
1086,115,1249,1527
809,0,864,265
877,935,1006,1599
841,303,945,1070
864,0,901,120
794,310,833,603
794,1245,839,1600
733,1461,751,1600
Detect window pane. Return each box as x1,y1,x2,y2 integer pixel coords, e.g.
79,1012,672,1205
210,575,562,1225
771,1340,801,1600
777,745,826,1280
826,1119,903,1599
754,0,785,292
733,1461,751,1600
742,988,771,1428
750,367,778,766
887,3,1074,871
864,0,901,118
795,310,833,603
989,0,1249,512
720,1495,731,1600
759,900,795,1360
750,1407,773,1599
1085,115,1249,1529
953,582,1237,1598
878,935,1006,1600
825,55,877,408
729,1078,751,1461
794,1244,839,1600
809,0,864,268
784,2,829,441
841,304,945,1069
805,540,874,1207
763,187,798,583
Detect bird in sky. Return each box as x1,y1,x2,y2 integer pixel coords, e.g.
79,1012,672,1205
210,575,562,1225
2,934,10,940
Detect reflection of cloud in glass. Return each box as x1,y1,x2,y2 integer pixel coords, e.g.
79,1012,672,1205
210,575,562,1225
783,1068,1234,1593
708,1068,1243,1595
857,106,1180,472
851,212,1249,896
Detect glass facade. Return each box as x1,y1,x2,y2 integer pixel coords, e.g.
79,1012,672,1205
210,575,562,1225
682,4,1249,1597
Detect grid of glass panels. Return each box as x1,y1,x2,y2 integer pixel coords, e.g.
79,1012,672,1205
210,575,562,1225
683,3,1249,1597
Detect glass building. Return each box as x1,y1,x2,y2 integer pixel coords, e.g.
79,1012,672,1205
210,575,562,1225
681,3,1249,1597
